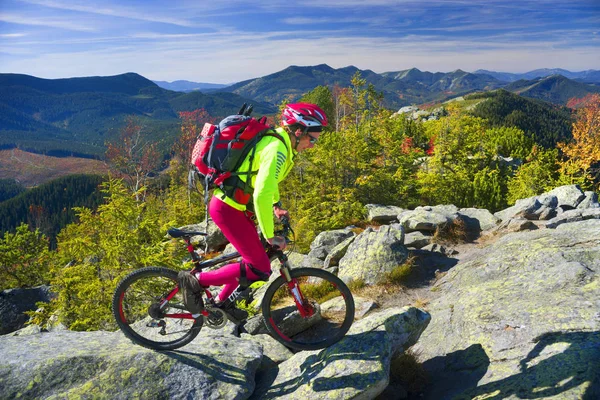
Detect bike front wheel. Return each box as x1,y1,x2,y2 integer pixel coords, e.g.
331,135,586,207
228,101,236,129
112,267,202,351
262,267,355,351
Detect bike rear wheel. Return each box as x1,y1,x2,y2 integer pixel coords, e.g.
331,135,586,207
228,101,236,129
261,267,355,351
112,267,202,351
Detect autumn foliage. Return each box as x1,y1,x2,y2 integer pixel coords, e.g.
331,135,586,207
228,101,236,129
558,94,600,188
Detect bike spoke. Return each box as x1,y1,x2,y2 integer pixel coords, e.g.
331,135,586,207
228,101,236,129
263,268,354,351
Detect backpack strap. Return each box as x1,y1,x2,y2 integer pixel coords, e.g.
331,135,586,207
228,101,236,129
221,129,288,202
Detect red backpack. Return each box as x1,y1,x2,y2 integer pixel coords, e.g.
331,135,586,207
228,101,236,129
191,104,285,205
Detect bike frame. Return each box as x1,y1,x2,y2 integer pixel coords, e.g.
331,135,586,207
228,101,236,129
157,234,312,321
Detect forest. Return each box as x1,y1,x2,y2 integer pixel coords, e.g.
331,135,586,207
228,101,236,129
1,72,599,332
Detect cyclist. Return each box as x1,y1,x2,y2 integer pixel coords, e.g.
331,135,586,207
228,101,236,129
178,103,328,315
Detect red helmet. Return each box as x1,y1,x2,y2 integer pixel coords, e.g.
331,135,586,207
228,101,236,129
281,103,328,129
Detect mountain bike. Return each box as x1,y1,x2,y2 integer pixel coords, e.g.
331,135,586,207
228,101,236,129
112,218,355,352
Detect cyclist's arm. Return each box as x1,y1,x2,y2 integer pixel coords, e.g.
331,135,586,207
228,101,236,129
253,139,288,239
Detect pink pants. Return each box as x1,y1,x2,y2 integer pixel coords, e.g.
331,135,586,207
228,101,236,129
197,196,271,302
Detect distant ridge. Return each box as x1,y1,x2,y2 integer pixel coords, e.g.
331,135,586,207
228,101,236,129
222,64,503,108
503,75,600,105
473,68,600,83
153,80,229,92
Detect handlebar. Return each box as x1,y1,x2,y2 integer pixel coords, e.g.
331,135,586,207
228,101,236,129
267,216,294,251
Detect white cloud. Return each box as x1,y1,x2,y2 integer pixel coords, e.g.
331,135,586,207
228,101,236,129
0,33,27,38
0,12,96,31
18,0,199,27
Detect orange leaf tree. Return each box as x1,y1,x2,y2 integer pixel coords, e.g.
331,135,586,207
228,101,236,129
558,94,600,189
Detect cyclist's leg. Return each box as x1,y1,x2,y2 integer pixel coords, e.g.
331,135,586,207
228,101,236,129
199,197,270,301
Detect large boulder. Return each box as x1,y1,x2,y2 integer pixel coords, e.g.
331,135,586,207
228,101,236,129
365,204,405,224
307,229,355,261
251,306,430,400
546,184,585,209
494,194,558,221
545,208,600,229
338,225,408,285
399,205,458,233
578,191,600,209
403,231,432,249
0,331,263,399
323,236,356,269
0,285,54,335
458,207,501,232
413,219,600,399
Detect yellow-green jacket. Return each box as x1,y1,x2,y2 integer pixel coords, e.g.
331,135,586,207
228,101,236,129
213,127,294,238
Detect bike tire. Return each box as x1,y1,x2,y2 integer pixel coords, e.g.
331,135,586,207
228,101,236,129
261,267,355,351
112,266,202,351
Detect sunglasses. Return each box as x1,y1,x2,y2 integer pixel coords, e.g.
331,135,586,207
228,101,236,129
305,126,322,144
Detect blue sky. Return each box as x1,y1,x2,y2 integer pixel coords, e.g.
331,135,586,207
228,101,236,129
0,0,599,83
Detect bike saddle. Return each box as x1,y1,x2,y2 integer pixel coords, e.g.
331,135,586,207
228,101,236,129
167,228,207,238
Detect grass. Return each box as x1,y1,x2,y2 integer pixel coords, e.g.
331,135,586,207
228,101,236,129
432,217,469,245
383,256,416,285
388,348,429,395
270,276,342,306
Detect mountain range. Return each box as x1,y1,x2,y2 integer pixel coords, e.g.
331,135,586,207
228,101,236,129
1,65,599,160
0,73,276,158
474,68,600,83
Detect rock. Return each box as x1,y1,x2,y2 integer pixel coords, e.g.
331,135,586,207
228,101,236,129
0,330,263,399
306,247,328,260
577,191,600,209
365,204,405,223
240,333,294,371
0,285,54,335
338,225,408,285
458,208,501,232
10,324,42,336
397,106,419,114
545,208,600,229
349,306,431,357
182,219,228,252
413,219,600,399
300,255,324,269
252,332,393,400
493,217,540,233
323,236,356,268
309,229,355,256
546,184,585,208
403,231,432,249
244,314,270,335
321,295,378,320
494,195,558,221
421,243,458,256
399,205,458,233
252,306,430,400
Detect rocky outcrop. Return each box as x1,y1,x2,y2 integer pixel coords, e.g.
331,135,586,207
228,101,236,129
338,225,408,284
0,286,54,335
493,184,599,223
1,306,429,400
251,306,430,399
0,331,263,399
413,219,600,399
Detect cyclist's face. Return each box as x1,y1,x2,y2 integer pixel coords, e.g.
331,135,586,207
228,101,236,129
295,128,320,152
